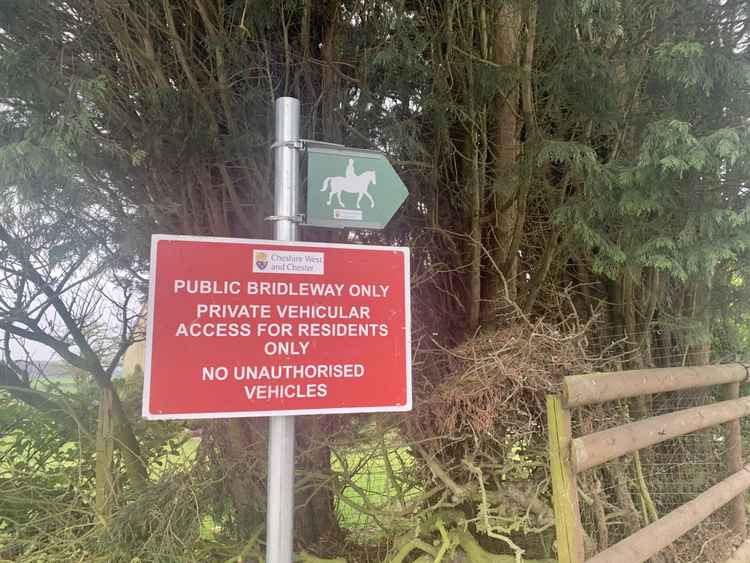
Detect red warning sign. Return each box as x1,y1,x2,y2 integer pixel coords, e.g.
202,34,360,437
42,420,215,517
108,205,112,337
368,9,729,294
143,235,411,419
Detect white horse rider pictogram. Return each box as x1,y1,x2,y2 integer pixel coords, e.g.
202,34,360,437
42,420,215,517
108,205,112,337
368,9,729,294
320,158,377,209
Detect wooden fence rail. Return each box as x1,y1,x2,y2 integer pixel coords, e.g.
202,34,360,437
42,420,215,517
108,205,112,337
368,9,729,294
548,363,749,563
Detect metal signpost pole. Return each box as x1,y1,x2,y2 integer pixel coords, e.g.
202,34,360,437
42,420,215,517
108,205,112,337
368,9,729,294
266,96,300,563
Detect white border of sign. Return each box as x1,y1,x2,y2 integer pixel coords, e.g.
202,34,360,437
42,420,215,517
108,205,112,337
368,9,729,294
142,234,412,420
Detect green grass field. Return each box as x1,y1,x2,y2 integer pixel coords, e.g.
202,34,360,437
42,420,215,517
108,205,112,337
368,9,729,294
332,440,420,538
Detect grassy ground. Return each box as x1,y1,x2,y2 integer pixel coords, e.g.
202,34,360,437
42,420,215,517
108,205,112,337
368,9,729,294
1,428,415,541
332,440,419,539
35,373,79,394
1,377,418,545
150,434,201,477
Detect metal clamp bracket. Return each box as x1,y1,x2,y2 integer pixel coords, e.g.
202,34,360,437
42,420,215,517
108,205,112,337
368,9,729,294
270,140,304,150
299,138,345,149
269,139,349,151
265,213,306,223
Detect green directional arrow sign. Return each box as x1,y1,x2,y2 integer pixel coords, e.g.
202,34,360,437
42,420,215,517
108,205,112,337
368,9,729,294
305,144,408,229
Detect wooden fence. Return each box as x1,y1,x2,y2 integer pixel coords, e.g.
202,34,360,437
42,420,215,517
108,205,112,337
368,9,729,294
547,364,749,563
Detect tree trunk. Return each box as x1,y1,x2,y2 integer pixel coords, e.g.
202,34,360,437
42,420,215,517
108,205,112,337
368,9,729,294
320,0,342,144
686,280,712,366
483,1,523,325
468,127,482,333
225,419,265,532
296,416,342,552
109,383,148,489
95,385,115,524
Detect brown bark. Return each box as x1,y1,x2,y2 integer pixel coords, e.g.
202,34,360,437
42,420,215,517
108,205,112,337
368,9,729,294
320,0,342,143
622,269,644,369
95,385,115,524
577,260,596,325
483,1,523,325
522,224,561,314
686,280,712,366
467,128,482,333
296,417,341,550
110,382,149,489
224,419,265,532
639,268,661,367
606,277,625,362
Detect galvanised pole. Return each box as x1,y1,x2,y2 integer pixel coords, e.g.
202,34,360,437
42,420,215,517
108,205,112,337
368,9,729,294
265,96,300,563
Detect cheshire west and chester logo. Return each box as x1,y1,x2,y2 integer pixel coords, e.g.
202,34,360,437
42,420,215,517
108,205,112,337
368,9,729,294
252,249,325,275
254,251,268,270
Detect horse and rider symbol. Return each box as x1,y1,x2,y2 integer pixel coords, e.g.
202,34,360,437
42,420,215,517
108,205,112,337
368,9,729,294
320,159,377,209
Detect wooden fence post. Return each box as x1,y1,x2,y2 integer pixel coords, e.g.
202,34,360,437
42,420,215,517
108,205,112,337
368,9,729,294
725,381,746,538
547,394,585,563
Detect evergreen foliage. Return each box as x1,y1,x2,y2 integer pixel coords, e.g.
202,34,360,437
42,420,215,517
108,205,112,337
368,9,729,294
1,0,750,560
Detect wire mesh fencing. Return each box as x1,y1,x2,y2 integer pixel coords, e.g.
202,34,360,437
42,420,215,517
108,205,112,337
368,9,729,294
571,385,744,563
